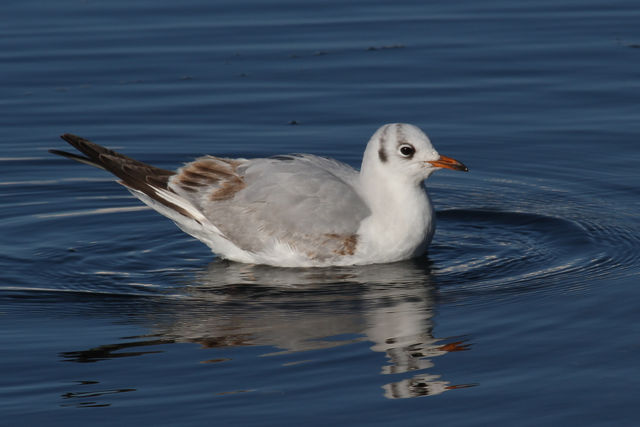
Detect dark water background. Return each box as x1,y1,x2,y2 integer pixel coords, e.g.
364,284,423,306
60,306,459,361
2,0,639,425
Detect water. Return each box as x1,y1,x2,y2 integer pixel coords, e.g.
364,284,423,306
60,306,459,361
1,0,639,425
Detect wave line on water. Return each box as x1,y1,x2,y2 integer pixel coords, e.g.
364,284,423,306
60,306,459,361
35,205,151,219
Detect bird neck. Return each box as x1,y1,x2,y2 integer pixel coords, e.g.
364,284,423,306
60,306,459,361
357,168,435,260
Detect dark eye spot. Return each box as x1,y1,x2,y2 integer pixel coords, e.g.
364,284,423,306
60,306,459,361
399,145,415,158
378,147,387,163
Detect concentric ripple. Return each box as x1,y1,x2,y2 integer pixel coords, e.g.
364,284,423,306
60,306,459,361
427,175,640,299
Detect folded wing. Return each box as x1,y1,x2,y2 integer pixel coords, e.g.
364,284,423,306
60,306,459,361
169,154,371,259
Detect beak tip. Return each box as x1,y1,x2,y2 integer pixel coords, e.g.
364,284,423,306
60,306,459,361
428,155,469,172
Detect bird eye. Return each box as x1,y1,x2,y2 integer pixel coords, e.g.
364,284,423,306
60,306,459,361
399,145,415,157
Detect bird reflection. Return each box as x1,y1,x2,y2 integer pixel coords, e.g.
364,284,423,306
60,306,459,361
61,259,473,399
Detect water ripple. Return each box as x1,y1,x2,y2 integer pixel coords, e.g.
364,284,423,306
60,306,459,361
428,178,640,301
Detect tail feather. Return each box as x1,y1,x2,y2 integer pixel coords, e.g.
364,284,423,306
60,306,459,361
51,133,201,222
48,148,106,169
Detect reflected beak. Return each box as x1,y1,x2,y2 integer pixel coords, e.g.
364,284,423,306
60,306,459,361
427,155,469,172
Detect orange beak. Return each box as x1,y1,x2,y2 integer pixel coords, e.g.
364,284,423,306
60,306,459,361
427,155,469,172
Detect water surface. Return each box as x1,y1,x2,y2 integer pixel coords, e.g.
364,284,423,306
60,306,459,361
1,0,639,425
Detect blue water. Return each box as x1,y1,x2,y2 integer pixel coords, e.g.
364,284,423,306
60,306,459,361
2,0,639,425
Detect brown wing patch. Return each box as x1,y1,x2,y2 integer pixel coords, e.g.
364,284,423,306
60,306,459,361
175,157,246,201
324,233,359,256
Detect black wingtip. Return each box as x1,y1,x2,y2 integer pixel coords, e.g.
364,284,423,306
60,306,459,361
60,133,87,145
49,148,104,169
57,133,115,164
49,148,85,159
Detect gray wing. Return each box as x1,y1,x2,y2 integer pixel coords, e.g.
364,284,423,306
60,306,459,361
168,154,371,257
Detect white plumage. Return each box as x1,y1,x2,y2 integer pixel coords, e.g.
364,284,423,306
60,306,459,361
51,123,468,267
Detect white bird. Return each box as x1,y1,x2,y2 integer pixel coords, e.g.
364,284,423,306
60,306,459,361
51,123,468,267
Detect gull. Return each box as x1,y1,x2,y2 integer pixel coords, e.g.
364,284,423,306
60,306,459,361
50,123,468,267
